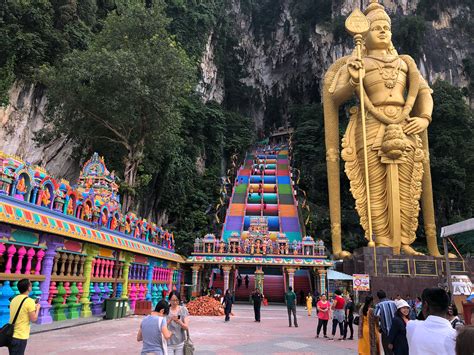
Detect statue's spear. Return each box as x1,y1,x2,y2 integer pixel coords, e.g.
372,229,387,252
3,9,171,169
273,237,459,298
345,10,377,256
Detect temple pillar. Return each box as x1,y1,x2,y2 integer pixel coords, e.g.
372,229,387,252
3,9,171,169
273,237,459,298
146,259,155,301
222,265,231,293
120,252,134,298
80,243,100,318
317,268,327,296
254,266,264,293
37,234,64,324
286,267,296,290
191,265,201,296
168,266,176,293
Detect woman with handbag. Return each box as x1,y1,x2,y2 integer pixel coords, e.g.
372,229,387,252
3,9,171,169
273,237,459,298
167,291,191,355
137,300,172,355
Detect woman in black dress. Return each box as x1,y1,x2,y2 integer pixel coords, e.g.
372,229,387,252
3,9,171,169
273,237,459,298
222,289,233,322
388,299,410,355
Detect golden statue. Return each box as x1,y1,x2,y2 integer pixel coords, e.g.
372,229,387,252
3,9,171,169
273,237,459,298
323,0,441,258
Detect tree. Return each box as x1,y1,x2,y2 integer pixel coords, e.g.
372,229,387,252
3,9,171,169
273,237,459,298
41,3,194,212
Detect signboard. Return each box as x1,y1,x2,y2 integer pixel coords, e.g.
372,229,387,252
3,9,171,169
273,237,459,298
414,260,438,276
387,259,410,275
442,261,465,273
353,274,370,291
451,275,473,296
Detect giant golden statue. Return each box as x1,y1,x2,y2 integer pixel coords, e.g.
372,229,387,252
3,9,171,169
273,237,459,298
323,0,442,258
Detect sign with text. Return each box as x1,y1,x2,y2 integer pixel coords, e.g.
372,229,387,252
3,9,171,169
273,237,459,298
451,275,473,296
414,260,438,276
353,274,370,291
387,259,410,275
442,261,465,273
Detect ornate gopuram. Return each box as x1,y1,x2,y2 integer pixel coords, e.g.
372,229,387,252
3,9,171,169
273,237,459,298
0,152,184,325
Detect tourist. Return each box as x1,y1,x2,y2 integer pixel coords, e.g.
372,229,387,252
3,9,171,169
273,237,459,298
456,325,474,355
329,289,345,340
7,279,40,355
222,290,233,322
251,288,263,322
387,299,410,355
244,275,249,289
414,296,422,317
358,295,381,355
137,299,172,355
343,294,355,340
284,286,298,327
306,292,313,316
167,291,190,355
448,303,464,330
406,288,456,355
374,289,397,355
315,294,330,338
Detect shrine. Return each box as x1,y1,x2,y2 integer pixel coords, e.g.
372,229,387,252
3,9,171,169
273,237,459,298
0,151,184,325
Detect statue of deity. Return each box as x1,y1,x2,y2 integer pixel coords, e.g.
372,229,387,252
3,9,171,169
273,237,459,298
324,0,441,258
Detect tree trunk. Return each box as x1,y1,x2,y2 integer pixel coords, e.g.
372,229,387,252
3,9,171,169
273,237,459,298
122,138,145,213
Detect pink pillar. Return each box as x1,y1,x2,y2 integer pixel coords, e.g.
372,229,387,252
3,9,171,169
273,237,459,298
95,258,102,278
15,246,27,274
25,248,36,275
103,260,110,278
0,244,5,261
97,259,106,277
91,259,97,277
5,244,16,274
77,282,83,303
35,249,45,275
48,282,57,304
108,261,114,278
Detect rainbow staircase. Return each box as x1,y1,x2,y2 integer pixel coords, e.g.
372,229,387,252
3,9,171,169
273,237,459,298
221,147,302,241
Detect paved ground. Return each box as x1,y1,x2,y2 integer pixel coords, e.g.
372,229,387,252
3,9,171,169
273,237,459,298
1,305,358,355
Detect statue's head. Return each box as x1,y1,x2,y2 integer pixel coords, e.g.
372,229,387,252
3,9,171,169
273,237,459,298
363,0,395,53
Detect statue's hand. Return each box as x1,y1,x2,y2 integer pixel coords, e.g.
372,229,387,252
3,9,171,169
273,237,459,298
404,116,429,135
347,58,365,83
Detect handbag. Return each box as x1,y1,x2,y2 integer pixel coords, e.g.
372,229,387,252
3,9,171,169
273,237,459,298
183,329,194,355
353,315,360,326
160,317,168,355
0,296,28,347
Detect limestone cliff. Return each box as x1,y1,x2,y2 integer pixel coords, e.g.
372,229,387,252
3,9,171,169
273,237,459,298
0,0,472,177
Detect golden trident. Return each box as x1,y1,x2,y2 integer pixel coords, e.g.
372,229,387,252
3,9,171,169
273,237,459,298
345,10,376,251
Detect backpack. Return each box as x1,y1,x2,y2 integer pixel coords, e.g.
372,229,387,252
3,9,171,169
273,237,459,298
0,296,29,347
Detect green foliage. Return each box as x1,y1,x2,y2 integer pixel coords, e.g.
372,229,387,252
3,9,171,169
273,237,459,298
290,103,365,252
429,81,474,227
417,0,472,21
165,0,222,61
40,3,195,210
392,15,426,60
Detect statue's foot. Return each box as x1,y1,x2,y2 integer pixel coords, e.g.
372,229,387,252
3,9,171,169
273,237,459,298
448,252,457,259
333,250,352,259
401,245,424,256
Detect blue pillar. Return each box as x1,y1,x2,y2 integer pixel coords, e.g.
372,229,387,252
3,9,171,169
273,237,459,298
146,260,155,301
0,281,14,326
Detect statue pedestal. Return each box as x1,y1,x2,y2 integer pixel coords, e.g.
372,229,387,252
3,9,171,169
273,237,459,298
341,247,471,297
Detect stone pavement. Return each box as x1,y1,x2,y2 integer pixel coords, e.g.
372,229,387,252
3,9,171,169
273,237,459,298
0,305,357,355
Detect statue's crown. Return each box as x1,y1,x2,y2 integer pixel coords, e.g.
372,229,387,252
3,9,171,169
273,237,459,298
364,0,391,25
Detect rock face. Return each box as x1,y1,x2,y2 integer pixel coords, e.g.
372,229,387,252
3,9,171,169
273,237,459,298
1,0,472,177
0,83,79,181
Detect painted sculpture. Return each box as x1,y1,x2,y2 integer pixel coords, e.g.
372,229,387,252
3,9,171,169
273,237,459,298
323,0,441,258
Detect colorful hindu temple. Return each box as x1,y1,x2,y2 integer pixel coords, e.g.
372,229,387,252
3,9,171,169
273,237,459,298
0,151,184,326
187,142,333,302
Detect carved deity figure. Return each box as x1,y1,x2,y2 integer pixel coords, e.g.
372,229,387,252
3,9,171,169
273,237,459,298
16,177,26,193
324,0,441,258
41,188,51,207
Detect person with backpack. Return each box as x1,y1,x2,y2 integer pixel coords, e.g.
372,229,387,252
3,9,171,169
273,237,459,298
7,278,40,355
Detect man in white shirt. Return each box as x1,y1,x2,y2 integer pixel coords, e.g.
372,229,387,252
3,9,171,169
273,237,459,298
406,288,456,355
